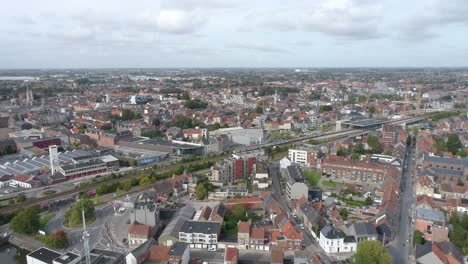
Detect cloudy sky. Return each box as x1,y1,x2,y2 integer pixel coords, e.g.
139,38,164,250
1,0,468,68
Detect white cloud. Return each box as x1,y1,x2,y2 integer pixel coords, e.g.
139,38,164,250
157,9,201,34
398,0,468,41
299,0,383,39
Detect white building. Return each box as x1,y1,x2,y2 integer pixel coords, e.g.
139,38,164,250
0,174,35,188
289,148,308,165
319,226,357,254
178,221,221,248
27,248,80,264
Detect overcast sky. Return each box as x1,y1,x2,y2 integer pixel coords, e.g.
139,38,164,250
1,0,468,68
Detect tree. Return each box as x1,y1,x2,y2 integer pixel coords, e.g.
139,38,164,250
412,127,419,136
94,194,100,204
449,224,467,251
339,208,349,220
368,106,376,113
351,240,392,264
122,181,133,192
413,230,425,245
383,150,392,156
10,206,40,234
231,203,247,220
365,197,372,205
406,136,412,146
456,148,467,158
184,99,208,109
434,136,447,153
48,230,68,248
457,179,465,186
195,184,208,200
447,133,462,154
337,146,347,156
367,135,383,153
351,153,359,160
319,105,333,112
352,143,366,154
64,198,95,226
139,176,152,186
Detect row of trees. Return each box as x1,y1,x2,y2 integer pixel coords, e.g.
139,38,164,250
448,212,468,254
9,205,69,248
434,133,466,156
184,99,208,109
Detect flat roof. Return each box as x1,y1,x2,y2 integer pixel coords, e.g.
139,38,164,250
28,247,62,263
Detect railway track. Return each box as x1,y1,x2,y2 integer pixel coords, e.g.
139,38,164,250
0,116,425,213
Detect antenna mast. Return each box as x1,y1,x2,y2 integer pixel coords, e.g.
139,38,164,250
82,206,91,264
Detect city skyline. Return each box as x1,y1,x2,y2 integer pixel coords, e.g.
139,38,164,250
1,0,468,69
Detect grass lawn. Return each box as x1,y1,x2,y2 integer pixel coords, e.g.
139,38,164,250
63,216,96,228
42,190,57,196
321,179,342,187
304,170,321,186
65,183,75,187
336,196,366,207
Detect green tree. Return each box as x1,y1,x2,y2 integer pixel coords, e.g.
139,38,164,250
339,208,349,220
351,240,392,264
434,136,447,153
64,199,95,226
195,184,208,200
122,181,133,192
231,203,247,220
351,153,359,160
456,148,467,158
319,105,333,112
413,230,425,245
337,146,347,156
352,143,366,154
367,135,383,153
184,99,208,109
139,175,152,186
447,133,462,154
449,224,467,251
368,106,376,113
10,206,40,234
47,230,68,248
383,150,392,156
406,136,412,146
130,177,139,186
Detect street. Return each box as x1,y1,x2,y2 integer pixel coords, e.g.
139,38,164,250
388,146,416,264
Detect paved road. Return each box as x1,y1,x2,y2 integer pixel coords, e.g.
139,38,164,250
388,146,416,264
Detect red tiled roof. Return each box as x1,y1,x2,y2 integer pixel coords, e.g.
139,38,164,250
280,221,302,240
226,197,262,204
238,221,251,234
224,247,238,262
128,223,150,235
149,245,171,261
13,174,32,182
270,247,284,264
250,228,265,240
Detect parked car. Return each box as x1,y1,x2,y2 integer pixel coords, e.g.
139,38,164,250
208,247,216,252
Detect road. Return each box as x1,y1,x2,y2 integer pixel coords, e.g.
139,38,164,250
388,146,416,264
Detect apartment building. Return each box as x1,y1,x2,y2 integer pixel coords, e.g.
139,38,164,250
178,221,221,248
288,146,322,168
321,155,400,185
